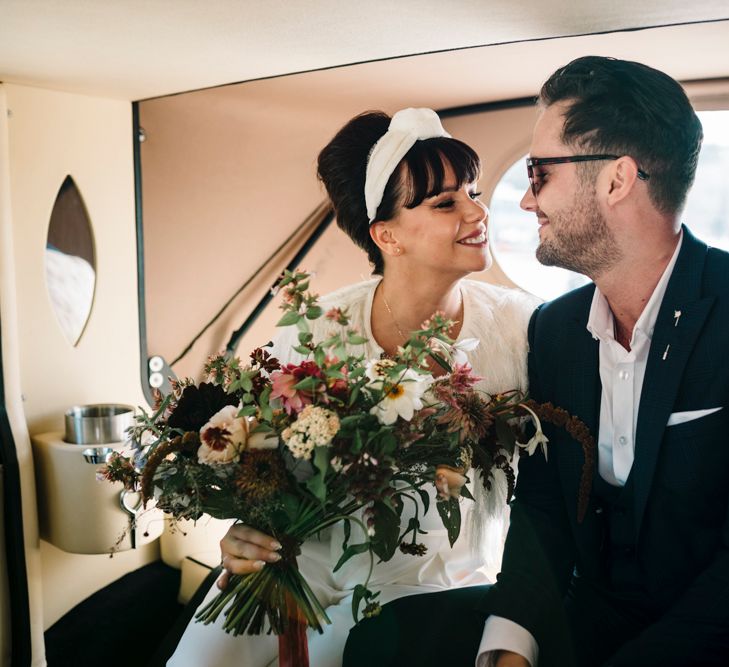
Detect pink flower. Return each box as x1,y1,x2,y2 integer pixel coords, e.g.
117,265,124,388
448,363,482,393
270,362,322,415
325,307,349,326
270,370,311,415
431,364,483,408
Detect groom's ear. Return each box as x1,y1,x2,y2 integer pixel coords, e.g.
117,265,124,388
605,156,642,207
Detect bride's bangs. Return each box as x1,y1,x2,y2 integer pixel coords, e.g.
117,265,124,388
401,138,481,210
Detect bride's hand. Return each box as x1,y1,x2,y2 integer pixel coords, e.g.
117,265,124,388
435,465,468,500
216,524,283,590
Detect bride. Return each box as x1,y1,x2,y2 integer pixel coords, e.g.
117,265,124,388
167,107,538,666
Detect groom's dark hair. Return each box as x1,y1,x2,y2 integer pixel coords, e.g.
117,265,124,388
539,55,703,215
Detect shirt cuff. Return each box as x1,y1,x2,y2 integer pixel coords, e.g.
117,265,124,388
475,616,539,667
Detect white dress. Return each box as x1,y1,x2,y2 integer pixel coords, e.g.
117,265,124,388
167,278,538,667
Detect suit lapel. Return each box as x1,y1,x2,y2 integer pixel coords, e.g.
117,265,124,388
632,226,714,538
561,289,601,523
568,312,601,445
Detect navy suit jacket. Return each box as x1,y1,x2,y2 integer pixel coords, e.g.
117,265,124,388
481,227,729,666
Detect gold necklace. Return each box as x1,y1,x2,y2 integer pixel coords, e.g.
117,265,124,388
381,291,408,341
382,289,464,342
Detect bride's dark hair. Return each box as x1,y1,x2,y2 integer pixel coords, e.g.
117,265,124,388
317,111,481,275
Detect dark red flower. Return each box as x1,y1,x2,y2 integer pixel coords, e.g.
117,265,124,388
291,361,324,381
201,426,233,451
166,383,237,433
250,347,281,374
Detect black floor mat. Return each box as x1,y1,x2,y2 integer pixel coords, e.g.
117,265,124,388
44,561,184,667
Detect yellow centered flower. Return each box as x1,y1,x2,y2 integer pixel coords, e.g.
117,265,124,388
386,383,405,399
370,368,431,425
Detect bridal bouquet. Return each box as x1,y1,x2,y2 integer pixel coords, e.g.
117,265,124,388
100,270,594,666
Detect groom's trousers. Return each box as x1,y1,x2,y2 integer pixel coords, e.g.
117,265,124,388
342,585,490,667
342,582,669,667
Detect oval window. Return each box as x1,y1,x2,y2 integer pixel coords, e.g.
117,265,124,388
45,176,96,345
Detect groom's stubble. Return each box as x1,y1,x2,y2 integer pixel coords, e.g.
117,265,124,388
535,175,623,280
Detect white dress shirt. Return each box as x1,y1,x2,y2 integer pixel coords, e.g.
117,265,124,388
589,231,682,486
476,232,683,667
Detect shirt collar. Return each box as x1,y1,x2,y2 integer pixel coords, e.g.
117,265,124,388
587,229,683,345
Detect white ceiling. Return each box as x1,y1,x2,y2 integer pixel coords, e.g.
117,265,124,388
1,1,728,101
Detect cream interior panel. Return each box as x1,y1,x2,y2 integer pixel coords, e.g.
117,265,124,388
3,82,157,632
0,82,45,666
0,82,9,667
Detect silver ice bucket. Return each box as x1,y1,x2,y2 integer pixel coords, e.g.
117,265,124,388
64,404,135,444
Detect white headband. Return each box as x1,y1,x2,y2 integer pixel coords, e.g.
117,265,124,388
364,107,451,223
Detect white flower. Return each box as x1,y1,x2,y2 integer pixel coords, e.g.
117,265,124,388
282,405,340,460
429,336,480,367
198,405,249,465
450,338,480,366
369,368,430,425
365,358,397,385
285,433,313,460
517,403,549,460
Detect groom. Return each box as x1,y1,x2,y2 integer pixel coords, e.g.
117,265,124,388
477,56,729,667
344,57,729,666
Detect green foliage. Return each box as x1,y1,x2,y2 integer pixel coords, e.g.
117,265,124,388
347,332,368,345
306,446,330,503
436,497,462,548
416,488,431,516
277,310,301,327
293,376,319,391
306,305,323,320
370,499,402,562
259,385,273,421
333,542,369,572
351,584,380,623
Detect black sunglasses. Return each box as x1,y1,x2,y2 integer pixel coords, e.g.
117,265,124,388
526,155,650,197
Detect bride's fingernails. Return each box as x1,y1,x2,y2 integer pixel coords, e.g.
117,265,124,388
253,560,266,570
268,553,282,562
270,541,282,550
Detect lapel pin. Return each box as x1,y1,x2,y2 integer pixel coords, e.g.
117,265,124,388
662,344,671,361
674,310,682,327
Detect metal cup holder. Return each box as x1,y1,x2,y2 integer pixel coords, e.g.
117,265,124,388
31,432,164,554
65,404,135,445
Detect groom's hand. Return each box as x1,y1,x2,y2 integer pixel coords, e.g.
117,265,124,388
495,650,531,667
